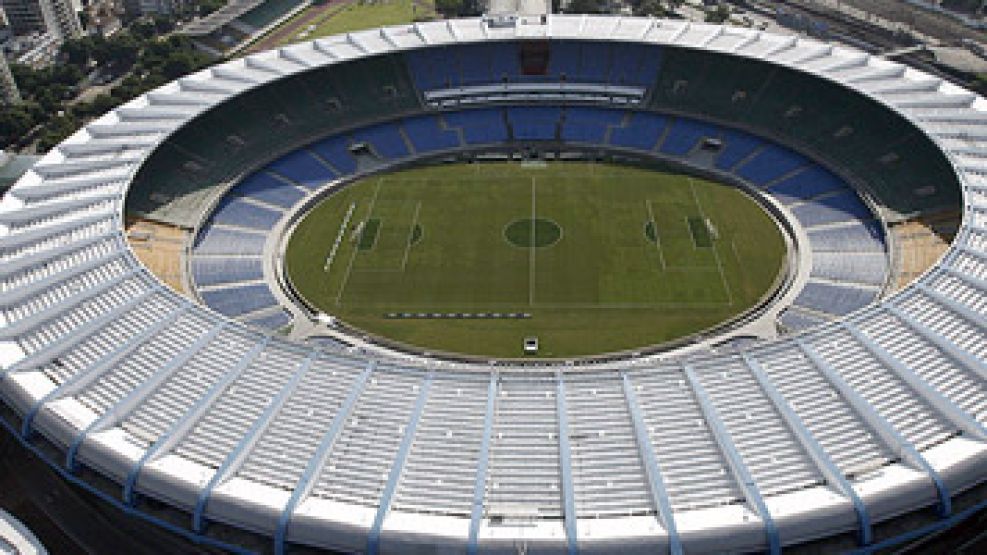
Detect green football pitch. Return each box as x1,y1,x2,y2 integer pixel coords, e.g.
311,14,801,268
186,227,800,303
285,162,787,358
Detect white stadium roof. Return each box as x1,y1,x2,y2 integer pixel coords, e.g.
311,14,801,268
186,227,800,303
0,15,986,554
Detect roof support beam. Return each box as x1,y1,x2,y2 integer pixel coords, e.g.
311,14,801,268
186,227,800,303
843,322,987,442
21,299,186,436
0,212,114,251
915,283,986,337
66,321,228,472
885,304,987,382
122,337,271,504
0,229,116,278
0,267,143,340
798,340,951,517
555,373,578,555
740,353,872,545
0,250,126,308
941,266,987,294
467,373,497,555
365,372,433,555
620,372,683,555
681,364,780,555
192,351,319,532
270,360,374,553
2,283,162,380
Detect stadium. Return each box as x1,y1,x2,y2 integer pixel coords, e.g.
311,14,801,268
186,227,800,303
1,9,986,555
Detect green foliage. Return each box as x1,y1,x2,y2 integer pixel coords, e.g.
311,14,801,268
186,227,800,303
565,0,608,14
635,0,667,17
435,0,463,17
705,3,730,23
4,26,215,151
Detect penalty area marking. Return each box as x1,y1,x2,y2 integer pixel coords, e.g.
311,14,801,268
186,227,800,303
335,178,383,306
688,177,734,306
324,202,357,272
645,199,667,270
399,200,422,271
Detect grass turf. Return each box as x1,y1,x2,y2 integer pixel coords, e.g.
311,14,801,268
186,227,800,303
285,162,786,358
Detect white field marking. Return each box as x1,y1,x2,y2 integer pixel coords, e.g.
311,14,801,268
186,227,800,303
336,178,383,306
688,177,734,306
529,176,536,306
356,300,734,309
324,202,357,272
645,199,667,270
399,200,423,271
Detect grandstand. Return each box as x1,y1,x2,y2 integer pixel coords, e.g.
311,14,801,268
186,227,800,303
0,14,985,555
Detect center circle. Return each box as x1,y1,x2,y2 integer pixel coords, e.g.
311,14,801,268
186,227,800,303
504,218,562,248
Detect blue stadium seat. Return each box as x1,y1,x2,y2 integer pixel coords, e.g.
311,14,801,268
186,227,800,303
561,122,607,143
266,150,336,190
191,257,265,287
200,283,280,318
245,309,293,331
734,145,808,186
807,221,885,252
565,107,625,126
791,191,873,227
778,307,830,331
810,252,888,285
210,197,283,230
192,225,267,256
714,129,764,171
766,167,847,205
508,107,561,141
232,172,307,209
793,281,878,316
659,118,721,156
350,123,410,160
444,109,508,145
309,136,358,175
609,112,667,151
610,43,663,86
402,115,461,153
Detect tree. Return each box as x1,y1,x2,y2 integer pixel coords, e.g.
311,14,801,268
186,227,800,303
0,104,38,147
435,0,464,17
705,3,730,23
636,0,667,17
565,0,607,14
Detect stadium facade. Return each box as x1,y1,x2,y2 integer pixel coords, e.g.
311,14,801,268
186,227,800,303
0,14,986,554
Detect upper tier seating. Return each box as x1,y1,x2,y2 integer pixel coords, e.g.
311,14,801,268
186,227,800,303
190,106,888,328
130,53,418,220
404,41,663,92
648,47,959,216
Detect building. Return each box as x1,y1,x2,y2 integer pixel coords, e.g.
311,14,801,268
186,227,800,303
0,53,21,104
0,0,82,39
122,0,184,18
